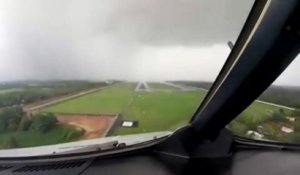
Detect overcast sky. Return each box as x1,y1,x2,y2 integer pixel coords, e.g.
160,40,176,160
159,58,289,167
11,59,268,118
0,0,298,85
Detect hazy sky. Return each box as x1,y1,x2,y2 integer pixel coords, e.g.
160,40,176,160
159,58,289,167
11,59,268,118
0,0,298,85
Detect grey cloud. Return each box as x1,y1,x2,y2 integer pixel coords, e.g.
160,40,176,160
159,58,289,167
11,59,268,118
1,0,280,83
106,0,254,46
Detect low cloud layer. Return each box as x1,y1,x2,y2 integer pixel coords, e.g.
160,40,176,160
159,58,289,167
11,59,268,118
0,0,297,85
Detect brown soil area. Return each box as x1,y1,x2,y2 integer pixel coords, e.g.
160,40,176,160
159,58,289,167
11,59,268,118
56,114,116,140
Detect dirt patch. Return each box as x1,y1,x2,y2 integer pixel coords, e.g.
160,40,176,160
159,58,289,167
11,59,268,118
56,114,117,140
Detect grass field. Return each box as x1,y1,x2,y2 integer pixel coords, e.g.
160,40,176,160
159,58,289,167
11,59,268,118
0,125,81,148
237,102,292,124
0,88,24,94
42,82,294,139
43,83,136,115
42,82,207,135
1,80,299,149
114,90,206,135
228,101,293,137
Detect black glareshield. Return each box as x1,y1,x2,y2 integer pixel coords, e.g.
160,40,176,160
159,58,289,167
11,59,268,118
191,0,300,140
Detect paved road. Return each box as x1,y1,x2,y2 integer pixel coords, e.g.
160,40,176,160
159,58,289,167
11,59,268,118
161,82,207,91
168,82,296,111
255,100,296,110
135,81,150,92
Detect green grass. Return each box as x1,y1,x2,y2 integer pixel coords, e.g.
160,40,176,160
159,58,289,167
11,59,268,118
148,83,179,90
228,101,293,136
0,88,24,94
0,125,81,148
234,102,292,124
4,81,298,148
42,82,295,141
114,90,207,135
43,82,206,135
43,83,136,115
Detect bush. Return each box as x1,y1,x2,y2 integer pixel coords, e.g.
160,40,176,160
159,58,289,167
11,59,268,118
271,111,286,122
293,110,300,117
260,124,276,137
279,108,285,114
0,136,18,149
227,121,250,136
64,128,85,141
30,113,58,133
0,121,6,133
18,117,32,131
294,120,300,132
290,133,300,143
0,107,23,132
6,120,19,131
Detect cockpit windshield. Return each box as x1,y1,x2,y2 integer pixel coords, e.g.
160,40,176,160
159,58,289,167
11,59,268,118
0,0,254,156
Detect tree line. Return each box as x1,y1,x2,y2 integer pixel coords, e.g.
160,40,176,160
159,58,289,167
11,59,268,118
0,81,107,108
0,107,58,148
0,107,86,149
258,86,300,109
171,81,300,110
0,107,58,133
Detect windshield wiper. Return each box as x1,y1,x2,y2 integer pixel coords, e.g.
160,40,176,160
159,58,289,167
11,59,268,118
235,136,300,151
55,140,120,155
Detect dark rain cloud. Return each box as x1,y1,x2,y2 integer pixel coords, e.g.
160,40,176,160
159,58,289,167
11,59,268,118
106,0,254,46
6,0,295,83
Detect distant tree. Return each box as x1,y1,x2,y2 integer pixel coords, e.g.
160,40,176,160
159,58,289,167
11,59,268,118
30,113,58,133
258,86,300,109
0,82,107,108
